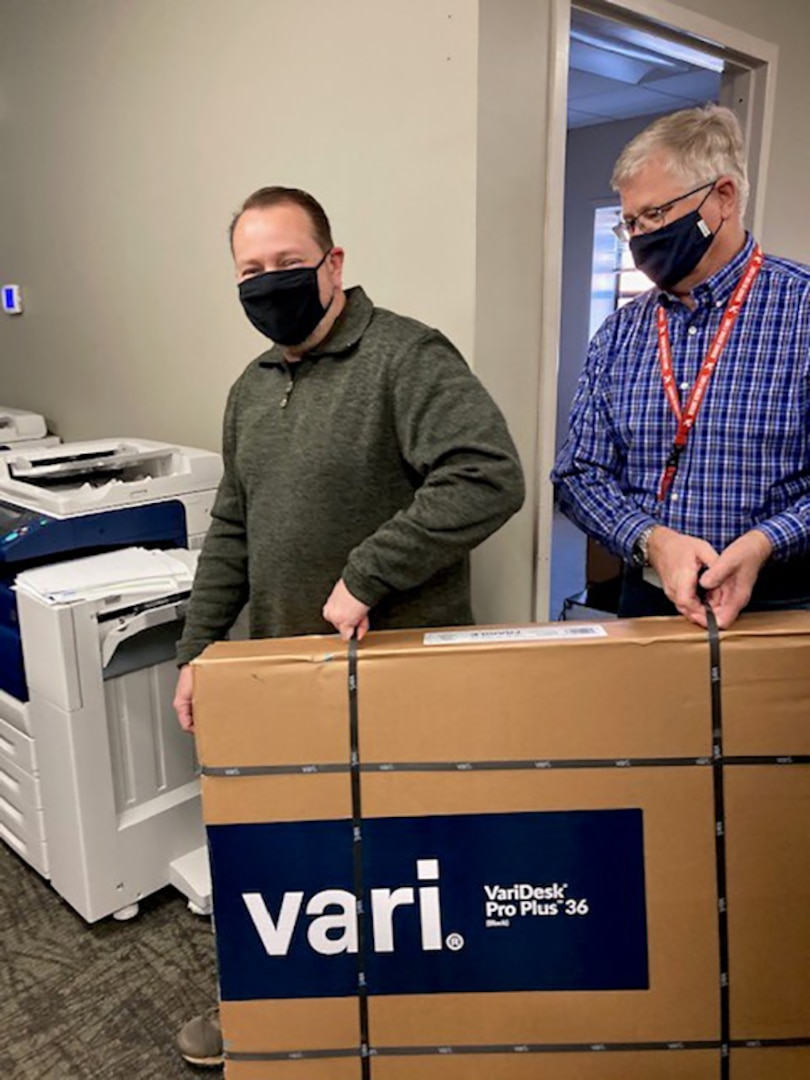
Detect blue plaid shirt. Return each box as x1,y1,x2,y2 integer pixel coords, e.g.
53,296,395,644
552,234,810,562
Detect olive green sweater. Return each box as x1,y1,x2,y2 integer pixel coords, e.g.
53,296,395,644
176,287,524,664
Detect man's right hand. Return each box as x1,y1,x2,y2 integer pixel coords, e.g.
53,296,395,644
647,525,719,627
173,664,194,733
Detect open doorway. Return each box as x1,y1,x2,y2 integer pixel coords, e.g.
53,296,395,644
546,1,776,620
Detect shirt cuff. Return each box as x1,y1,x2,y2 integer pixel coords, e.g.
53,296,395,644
754,515,807,561
341,562,388,609
175,642,207,667
613,510,659,563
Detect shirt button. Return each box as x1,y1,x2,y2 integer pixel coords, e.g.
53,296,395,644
687,326,698,336
715,300,724,308
671,493,680,501
680,382,690,391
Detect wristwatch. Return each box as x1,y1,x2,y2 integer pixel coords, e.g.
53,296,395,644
631,525,655,568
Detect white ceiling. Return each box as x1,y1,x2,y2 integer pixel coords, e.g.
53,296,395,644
568,9,723,129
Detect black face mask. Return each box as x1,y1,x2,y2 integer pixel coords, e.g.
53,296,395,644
238,250,331,346
629,188,718,292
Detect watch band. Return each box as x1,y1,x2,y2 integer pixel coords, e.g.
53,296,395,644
633,525,655,567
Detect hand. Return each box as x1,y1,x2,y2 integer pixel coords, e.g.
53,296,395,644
173,665,195,733
698,529,772,629
322,579,371,642
647,525,720,628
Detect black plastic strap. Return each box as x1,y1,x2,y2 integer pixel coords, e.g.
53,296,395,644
225,1036,810,1062
705,606,730,1077
348,636,372,1079
201,754,810,777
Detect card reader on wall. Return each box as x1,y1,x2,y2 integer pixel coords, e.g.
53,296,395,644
2,285,23,315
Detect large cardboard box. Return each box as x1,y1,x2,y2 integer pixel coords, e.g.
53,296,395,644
193,613,810,1079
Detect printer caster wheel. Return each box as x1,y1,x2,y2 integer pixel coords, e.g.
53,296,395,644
112,902,140,921
187,900,211,917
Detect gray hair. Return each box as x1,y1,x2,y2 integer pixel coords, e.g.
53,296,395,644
611,104,749,216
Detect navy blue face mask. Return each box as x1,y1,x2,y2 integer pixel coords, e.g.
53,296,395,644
629,186,718,292
238,250,331,346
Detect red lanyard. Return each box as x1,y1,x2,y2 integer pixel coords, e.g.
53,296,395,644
656,245,764,501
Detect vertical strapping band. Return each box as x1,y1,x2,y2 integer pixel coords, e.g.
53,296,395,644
706,607,730,1078
348,637,372,1078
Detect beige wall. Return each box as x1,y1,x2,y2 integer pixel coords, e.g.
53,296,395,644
0,0,478,449
1,0,809,625
470,0,551,623
672,0,810,264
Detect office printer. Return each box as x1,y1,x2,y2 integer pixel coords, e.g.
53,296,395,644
0,405,60,451
13,549,210,922
0,439,222,913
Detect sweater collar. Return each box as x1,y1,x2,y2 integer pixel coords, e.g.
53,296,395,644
258,286,374,368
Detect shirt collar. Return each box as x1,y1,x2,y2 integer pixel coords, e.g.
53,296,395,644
658,232,757,311
258,286,374,368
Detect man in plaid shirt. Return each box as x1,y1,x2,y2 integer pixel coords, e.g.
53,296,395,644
553,105,810,629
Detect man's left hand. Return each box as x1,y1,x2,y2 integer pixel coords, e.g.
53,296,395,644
698,529,773,628
323,579,371,641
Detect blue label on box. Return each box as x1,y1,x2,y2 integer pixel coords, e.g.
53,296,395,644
208,809,648,1002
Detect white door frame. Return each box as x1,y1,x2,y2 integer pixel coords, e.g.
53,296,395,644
535,0,778,620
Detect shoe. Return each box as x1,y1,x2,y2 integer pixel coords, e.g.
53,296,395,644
176,1006,223,1067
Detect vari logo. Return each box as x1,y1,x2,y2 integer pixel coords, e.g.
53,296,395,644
243,858,457,956
209,810,649,1000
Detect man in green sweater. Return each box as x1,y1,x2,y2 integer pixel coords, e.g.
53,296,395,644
173,186,524,1066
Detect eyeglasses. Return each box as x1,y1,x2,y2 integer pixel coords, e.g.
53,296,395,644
613,180,717,242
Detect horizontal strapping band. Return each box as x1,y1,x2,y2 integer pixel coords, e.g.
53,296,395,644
202,755,810,777
225,1036,810,1062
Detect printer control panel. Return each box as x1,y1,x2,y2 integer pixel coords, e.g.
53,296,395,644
0,498,188,568
0,502,46,548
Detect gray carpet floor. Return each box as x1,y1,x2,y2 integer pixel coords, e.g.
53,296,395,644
0,841,222,1078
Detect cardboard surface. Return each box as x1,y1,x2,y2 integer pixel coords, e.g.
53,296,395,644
194,612,810,1078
